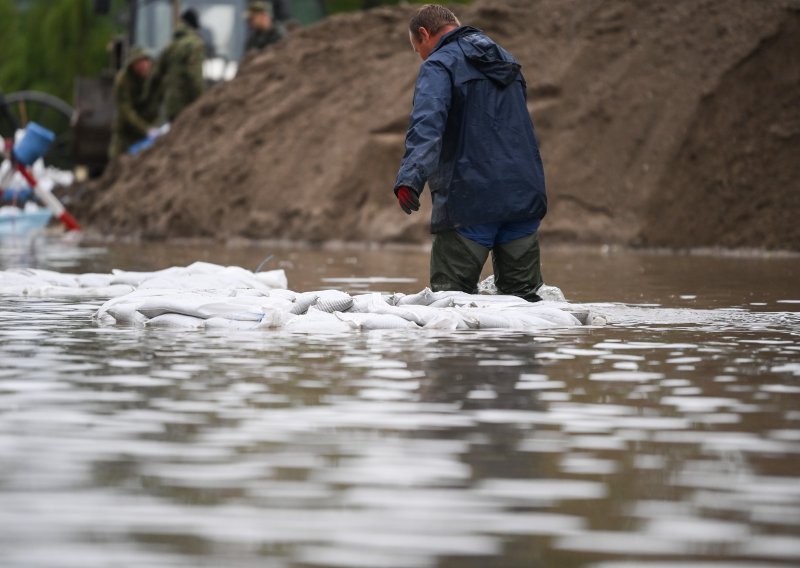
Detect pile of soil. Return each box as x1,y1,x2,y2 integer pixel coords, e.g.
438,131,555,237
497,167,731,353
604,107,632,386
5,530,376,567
73,0,800,250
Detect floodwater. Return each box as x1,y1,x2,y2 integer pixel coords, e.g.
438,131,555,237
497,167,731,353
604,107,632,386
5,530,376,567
1,235,799,568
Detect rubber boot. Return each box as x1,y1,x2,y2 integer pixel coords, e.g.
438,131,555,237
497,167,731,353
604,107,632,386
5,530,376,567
430,230,490,293
492,231,544,302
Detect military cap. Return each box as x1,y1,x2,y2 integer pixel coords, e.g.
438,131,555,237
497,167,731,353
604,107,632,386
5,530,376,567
246,1,272,16
126,45,152,66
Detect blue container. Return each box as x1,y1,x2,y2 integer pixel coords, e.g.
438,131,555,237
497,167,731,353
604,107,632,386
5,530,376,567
128,136,155,156
0,209,53,237
12,122,56,166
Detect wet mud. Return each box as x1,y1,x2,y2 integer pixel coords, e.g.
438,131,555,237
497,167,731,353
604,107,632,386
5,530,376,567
69,0,800,251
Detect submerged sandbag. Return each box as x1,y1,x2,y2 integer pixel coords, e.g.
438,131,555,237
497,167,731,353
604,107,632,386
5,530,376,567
336,311,418,330
145,313,206,329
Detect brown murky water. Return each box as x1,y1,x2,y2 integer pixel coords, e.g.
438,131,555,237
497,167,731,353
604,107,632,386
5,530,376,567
1,235,798,568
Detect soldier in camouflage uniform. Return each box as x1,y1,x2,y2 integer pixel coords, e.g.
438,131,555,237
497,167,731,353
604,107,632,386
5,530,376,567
147,9,206,122
109,46,156,160
245,1,287,53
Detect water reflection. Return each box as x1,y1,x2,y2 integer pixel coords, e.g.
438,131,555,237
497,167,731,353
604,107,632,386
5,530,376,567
0,245,799,567
0,233,107,271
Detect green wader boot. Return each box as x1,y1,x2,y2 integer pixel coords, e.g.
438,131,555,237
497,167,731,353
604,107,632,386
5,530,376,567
430,230,543,302
492,231,544,302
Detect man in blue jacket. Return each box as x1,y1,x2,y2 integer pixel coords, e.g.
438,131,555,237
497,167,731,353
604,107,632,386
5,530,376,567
394,4,548,302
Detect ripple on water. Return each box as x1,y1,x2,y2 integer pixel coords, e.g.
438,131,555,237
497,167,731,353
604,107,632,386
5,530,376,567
590,371,666,382
476,478,608,503
1,268,800,567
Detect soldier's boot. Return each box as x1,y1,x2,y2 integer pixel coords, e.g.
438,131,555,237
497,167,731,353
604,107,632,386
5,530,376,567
492,231,544,302
430,230,490,294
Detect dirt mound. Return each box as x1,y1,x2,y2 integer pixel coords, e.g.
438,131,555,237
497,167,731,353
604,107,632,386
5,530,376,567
72,0,800,250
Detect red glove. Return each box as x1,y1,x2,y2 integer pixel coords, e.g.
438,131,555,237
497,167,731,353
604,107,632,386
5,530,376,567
396,186,420,215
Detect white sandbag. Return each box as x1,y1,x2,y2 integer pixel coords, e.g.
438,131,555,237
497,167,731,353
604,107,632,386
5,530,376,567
458,294,531,308
94,288,187,319
478,275,567,302
255,296,295,313
77,285,135,297
455,309,516,329
382,293,404,306
121,263,271,292
136,274,235,291
393,304,465,327
231,288,269,297
136,296,214,319
6,284,134,298
254,269,288,290
196,301,264,321
335,312,418,330
349,292,383,313
538,284,567,302
283,307,356,333
23,268,80,287
359,295,430,326
268,288,297,302
93,311,117,326
256,308,295,329
145,313,206,329
204,317,259,330
290,292,320,315
366,301,474,329
428,297,455,308
507,313,564,329
0,270,37,287
106,303,148,326
396,288,437,306
314,290,354,313
509,306,582,327
430,290,466,302
76,273,115,288
216,266,273,290
1,282,40,296
422,310,474,330
110,266,184,286
184,261,227,274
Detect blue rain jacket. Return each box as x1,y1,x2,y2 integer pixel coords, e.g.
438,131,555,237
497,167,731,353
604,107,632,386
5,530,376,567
395,26,547,233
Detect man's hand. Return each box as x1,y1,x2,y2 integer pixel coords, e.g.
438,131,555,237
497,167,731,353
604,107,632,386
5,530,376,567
396,186,420,215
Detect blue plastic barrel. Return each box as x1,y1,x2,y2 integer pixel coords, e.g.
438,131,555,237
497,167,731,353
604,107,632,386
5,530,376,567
12,122,56,166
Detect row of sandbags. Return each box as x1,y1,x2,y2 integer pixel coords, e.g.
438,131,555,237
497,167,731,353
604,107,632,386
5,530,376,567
0,261,595,331
94,285,591,332
0,261,288,297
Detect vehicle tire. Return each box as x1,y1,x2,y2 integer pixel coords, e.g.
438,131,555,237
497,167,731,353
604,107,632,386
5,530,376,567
0,90,76,171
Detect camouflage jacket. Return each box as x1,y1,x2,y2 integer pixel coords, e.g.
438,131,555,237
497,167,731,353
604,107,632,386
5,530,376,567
148,25,205,122
109,67,156,159
245,23,287,52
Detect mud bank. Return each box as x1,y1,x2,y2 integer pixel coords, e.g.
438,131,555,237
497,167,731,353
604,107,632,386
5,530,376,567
72,0,800,250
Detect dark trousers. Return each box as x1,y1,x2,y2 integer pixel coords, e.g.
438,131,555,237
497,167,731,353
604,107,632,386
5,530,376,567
430,230,544,302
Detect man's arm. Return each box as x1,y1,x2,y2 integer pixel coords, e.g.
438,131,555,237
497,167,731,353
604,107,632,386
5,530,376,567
117,78,151,136
394,60,453,197
143,51,168,110
185,39,206,99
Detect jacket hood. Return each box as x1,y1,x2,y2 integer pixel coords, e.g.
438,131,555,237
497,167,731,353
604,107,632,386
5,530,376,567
439,26,521,87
